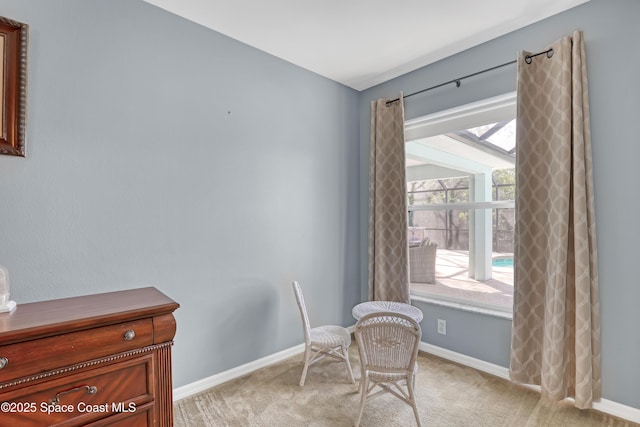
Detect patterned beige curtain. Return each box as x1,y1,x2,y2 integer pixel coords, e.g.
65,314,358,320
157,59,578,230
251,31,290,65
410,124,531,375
510,31,601,409
368,95,409,303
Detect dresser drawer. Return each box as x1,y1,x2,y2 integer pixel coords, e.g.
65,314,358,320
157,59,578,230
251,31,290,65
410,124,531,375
86,401,154,427
0,319,153,383
0,355,153,426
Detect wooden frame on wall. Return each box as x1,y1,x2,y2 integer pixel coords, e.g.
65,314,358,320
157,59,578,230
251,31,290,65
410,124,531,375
0,16,28,157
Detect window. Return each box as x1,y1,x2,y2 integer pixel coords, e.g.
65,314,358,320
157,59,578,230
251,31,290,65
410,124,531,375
405,93,516,312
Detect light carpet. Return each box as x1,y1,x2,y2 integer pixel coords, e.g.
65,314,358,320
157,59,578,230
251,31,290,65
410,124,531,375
174,348,638,426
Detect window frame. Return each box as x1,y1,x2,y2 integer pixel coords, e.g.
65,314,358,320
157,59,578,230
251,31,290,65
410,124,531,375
405,92,516,315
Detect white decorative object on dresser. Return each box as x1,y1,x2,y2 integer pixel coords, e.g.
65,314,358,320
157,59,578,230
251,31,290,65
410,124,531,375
0,265,16,313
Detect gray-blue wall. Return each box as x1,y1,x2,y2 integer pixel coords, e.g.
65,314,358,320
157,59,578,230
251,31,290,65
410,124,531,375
360,0,640,409
0,0,360,388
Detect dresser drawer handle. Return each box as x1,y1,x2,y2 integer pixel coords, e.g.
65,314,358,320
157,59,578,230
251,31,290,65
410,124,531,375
123,329,135,341
0,357,7,370
50,384,98,406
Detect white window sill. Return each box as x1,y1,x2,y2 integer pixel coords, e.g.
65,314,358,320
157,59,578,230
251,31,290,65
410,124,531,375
410,292,513,320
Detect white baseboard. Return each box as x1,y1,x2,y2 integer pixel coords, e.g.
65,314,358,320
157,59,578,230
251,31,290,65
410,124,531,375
173,340,640,424
593,399,640,424
419,342,510,379
173,343,304,402
419,342,640,424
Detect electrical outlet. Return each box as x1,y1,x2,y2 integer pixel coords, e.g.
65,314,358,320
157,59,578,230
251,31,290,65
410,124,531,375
437,319,447,335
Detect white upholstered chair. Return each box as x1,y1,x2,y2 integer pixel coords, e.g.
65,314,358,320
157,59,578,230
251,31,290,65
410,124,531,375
354,312,422,427
292,281,355,387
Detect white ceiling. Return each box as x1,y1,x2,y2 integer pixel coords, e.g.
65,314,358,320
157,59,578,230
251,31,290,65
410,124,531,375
142,0,589,91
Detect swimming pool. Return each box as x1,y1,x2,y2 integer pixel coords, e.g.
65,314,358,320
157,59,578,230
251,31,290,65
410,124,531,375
492,257,514,268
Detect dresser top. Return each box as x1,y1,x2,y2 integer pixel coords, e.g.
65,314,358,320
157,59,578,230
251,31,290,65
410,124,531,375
0,287,179,345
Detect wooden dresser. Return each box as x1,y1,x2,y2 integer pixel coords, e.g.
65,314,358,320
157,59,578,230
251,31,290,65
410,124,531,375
0,287,179,426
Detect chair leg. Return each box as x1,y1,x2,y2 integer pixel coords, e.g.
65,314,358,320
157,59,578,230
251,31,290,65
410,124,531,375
354,375,369,427
356,365,364,395
343,346,355,384
299,346,311,387
407,374,421,427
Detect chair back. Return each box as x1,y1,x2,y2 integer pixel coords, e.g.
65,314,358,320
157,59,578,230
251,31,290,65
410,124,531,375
292,281,311,344
355,312,421,374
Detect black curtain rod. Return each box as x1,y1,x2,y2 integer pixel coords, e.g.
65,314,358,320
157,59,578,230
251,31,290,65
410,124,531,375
385,48,554,106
